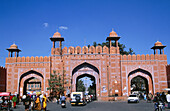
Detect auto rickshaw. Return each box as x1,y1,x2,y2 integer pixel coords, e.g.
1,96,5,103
0,92,12,111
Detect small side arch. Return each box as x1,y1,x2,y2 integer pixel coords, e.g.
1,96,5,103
19,70,44,95
127,68,154,95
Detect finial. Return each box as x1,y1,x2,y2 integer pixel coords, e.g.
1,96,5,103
112,28,114,32
57,29,58,32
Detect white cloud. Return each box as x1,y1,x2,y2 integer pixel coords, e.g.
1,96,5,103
59,26,68,30
43,23,48,28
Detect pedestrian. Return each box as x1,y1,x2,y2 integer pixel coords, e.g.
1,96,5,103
42,94,47,111
144,93,147,101
40,94,43,107
160,92,166,109
34,94,41,111
12,95,17,108
166,91,170,109
24,94,31,111
10,94,14,108
60,94,66,103
147,93,153,102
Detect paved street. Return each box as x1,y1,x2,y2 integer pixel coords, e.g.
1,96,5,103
13,100,170,111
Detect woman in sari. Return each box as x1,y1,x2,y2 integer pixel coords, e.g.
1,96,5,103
34,94,41,111
42,94,47,111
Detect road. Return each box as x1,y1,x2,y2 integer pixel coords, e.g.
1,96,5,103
13,100,170,111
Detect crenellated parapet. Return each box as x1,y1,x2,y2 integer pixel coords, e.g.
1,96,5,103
0,66,6,70
5,56,50,67
121,54,167,61
51,46,119,55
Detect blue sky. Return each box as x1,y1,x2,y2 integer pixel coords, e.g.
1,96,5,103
0,0,170,66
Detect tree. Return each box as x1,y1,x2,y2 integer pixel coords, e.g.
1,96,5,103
88,82,96,95
77,80,86,92
88,41,135,55
93,42,97,47
47,70,69,98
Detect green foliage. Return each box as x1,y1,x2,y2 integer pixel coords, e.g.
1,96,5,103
87,82,96,95
77,80,86,92
88,41,135,55
131,76,146,91
47,70,69,97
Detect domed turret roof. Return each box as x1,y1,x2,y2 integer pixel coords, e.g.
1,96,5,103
154,41,163,46
109,30,118,37
53,31,61,38
9,43,18,49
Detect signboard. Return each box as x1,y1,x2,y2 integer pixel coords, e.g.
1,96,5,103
115,90,119,93
102,86,107,93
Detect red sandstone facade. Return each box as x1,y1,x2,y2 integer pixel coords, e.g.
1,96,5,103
5,30,168,100
0,66,6,92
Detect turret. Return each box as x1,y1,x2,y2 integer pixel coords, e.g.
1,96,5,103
106,29,121,53
50,30,65,55
151,41,166,54
6,43,21,57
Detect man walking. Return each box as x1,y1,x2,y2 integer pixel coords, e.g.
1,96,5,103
24,94,31,111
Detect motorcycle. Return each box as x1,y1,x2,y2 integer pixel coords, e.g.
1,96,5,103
61,101,66,108
155,101,163,111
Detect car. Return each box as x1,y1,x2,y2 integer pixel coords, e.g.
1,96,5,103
128,94,139,103
70,92,86,106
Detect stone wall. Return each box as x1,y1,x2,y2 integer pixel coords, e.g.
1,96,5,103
5,45,168,98
0,66,6,92
5,56,51,95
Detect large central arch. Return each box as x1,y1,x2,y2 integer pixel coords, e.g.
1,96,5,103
72,62,100,98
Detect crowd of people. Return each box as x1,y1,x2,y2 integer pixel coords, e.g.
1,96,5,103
140,91,170,110
152,91,170,110
22,93,47,111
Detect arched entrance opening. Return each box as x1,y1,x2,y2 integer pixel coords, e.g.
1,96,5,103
131,76,149,95
23,77,41,95
72,62,99,99
19,70,44,96
128,68,153,96
76,74,96,99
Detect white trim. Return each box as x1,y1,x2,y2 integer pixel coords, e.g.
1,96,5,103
6,62,50,65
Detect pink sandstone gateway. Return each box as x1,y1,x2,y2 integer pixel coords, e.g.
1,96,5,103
5,30,168,101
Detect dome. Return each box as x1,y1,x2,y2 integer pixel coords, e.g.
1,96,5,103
53,31,61,38
9,43,18,49
109,30,118,37
154,41,163,46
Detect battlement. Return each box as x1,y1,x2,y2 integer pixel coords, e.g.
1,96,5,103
0,66,6,70
51,46,119,55
6,56,50,64
121,54,167,61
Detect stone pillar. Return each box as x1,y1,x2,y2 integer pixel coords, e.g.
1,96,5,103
8,52,10,57
116,40,118,47
15,52,17,57
156,49,158,54
162,49,164,54
53,41,55,48
109,40,111,48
